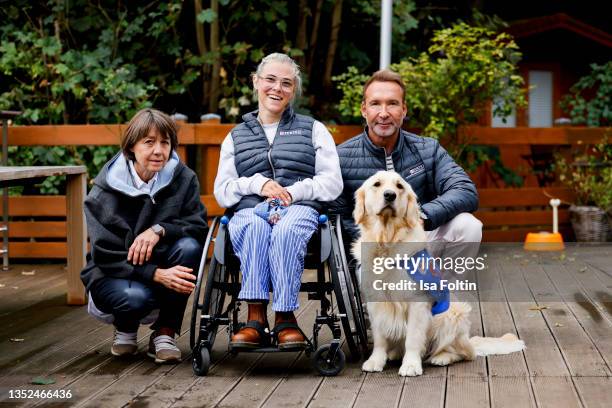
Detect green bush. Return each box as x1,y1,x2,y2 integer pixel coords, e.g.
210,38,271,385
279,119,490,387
0,1,198,194
561,62,611,127
0,1,200,124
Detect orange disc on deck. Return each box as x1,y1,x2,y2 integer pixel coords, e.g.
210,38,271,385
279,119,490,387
523,232,565,251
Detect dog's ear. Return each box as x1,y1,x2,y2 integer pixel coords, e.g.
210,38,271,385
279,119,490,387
353,187,366,225
404,192,421,229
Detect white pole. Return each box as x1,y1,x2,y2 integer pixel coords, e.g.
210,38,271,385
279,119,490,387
550,199,560,234
380,0,392,69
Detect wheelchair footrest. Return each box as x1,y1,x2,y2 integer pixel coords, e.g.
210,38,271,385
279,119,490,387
202,315,230,326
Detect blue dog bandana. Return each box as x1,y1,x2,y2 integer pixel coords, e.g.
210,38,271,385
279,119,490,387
404,249,450,315
254,198,288,225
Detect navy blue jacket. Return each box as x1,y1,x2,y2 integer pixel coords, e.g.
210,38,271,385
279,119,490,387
332,129,478,240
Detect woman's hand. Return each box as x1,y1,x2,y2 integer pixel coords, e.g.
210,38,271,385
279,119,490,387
261,180,292,206
128,228,160,265
153,266,196,294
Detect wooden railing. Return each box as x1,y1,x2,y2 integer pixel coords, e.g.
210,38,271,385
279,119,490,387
6,123,606,258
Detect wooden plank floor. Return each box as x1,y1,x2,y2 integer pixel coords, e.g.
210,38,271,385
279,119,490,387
0,250,611,408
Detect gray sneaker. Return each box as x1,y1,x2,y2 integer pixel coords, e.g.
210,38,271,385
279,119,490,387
111,330,138,357
147,332,181,364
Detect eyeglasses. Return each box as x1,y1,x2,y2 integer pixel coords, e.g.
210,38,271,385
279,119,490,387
258,75,295,92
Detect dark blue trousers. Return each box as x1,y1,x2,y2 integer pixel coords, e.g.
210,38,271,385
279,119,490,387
90,237,202,333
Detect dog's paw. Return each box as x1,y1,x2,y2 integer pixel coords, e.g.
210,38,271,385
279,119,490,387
429,351,457,366
398,362,423,377
362,358,385,372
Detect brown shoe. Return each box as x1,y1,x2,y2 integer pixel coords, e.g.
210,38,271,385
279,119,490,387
274,312,307,350
230,302,269,349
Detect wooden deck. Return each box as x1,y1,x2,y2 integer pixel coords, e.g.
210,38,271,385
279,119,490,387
0,250,611,408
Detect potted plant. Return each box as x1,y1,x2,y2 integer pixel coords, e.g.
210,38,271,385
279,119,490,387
555,141,611,241
556,62,611,241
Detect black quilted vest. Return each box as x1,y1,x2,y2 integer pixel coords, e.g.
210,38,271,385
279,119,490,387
232,107,321,212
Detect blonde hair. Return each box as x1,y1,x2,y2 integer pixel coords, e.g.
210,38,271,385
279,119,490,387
254,53,303,101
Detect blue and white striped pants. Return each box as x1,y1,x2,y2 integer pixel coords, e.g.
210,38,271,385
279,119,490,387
228,205,319,311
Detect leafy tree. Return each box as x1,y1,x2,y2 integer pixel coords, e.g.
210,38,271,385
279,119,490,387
198,0,424,120
0,0,200,124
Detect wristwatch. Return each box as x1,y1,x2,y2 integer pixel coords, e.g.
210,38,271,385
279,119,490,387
151,224,165,237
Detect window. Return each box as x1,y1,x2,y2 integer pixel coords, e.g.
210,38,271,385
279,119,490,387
528,70,553,127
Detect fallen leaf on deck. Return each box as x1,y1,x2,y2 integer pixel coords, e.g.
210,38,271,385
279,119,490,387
568,257,575,262
554,323,564,327
579,266,588,273
21,270,36,276
528,306,549,311
0,283,5,288
559,253,566,261
31,377,55,385
11,286,18,289
10,338,25,342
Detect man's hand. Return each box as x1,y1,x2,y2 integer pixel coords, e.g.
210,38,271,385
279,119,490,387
261,180,292,206
128,228,160,265
153,266,196,294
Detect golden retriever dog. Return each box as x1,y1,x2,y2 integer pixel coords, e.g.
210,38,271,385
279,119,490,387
352,170,525,377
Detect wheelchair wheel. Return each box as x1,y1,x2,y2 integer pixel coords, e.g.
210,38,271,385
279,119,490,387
192,344,211,376
312,344,345,376
190,218,227,352
329,217,368,360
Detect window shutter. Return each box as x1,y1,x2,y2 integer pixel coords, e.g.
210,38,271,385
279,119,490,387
528,70,553,127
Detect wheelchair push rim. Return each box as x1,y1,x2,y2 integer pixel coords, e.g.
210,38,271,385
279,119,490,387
190,217,227,351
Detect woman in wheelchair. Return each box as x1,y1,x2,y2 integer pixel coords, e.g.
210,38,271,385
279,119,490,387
81,109,208,363
213,53,342,350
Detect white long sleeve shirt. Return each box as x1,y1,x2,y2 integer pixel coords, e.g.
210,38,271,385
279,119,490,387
214,120,343,208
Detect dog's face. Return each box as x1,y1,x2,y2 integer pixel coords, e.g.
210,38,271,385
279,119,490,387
354,170,420,228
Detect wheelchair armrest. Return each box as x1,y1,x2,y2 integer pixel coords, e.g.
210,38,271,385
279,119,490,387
214,220,228,264
319,217,332,263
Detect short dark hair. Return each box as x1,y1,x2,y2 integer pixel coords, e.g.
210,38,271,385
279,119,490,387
363,69,406,102
120,109,178,161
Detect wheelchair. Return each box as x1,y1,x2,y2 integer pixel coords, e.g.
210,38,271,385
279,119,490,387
190,213,367,376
